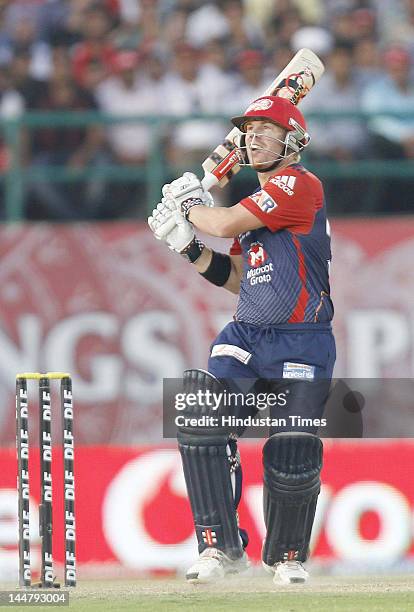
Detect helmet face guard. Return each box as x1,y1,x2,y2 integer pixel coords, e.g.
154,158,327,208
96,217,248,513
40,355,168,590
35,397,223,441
234,117,311,168
231,96,310,169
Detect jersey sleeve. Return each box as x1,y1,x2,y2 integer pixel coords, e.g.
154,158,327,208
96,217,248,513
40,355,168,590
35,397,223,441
229,237,242,255
240,170,322,234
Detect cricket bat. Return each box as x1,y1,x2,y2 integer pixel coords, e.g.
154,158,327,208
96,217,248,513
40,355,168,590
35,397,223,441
201,48,325,191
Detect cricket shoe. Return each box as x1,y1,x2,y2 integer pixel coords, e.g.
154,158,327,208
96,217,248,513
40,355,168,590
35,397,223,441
186,548,250,584
263,560,309,585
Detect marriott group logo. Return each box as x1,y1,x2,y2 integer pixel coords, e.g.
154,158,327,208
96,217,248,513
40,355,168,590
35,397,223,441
246,242,273,285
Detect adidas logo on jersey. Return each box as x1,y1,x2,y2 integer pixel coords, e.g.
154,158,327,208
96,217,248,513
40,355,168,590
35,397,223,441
270,175,296,196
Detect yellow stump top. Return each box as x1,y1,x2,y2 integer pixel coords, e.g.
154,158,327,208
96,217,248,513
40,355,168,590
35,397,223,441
16,372,71,380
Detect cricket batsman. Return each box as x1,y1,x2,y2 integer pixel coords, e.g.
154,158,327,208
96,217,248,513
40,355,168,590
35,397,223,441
148,96,335,585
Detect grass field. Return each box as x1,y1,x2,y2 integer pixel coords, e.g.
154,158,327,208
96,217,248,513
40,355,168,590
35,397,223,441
2,576,414,612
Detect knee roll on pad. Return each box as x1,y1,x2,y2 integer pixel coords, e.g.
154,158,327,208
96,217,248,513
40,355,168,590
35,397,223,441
177,369,230,441
177,369,244,560
262,432,323,565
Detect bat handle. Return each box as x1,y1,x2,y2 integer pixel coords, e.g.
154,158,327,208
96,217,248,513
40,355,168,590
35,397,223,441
201,172,219,192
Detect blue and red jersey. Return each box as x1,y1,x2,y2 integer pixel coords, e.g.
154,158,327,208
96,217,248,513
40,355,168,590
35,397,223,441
230,163,333,326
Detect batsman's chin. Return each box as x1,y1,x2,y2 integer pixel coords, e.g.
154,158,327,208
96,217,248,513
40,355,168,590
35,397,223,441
252,159,276,172
248,151,275,171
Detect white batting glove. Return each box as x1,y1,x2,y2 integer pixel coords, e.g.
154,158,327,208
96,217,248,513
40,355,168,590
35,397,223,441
148,200,205,263
148,200,194,251
148,197,177,239
166,212,196,252
162,172,214,219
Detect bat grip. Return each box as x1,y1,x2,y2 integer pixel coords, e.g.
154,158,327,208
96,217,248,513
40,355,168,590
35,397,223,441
201,172,219,192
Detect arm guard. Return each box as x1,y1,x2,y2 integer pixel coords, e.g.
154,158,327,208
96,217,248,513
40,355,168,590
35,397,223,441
200,251,232,286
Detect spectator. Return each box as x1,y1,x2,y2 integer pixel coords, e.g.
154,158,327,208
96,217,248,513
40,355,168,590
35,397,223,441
373,0,414,48
137,0,161,48
95,49,161,217
185,2,229,47
159,9,188,53
45,1,84,49
71,4,116,88
111,4,141,51
162,42,228,165
268,7,303,51
82,57,108,96
0,65,25,219
351,8,377,41
27,59,105,220
361,46,414,159
293,0,324,24
396,0,414,56
353,37,382,87
9,50,45,109
0,1,11,65
244,0,314,32
117,0,141,25
166,0,253,57
221,0,264,60
264,44,295,84
229,49,270,113
0,66,24,119
139,50,167,97
330,6,360,43
114,0,160,50
0,0,411,219
301,42,368,161
198,38,237,113
301,42,369,214
96,50,158,165
361,45,414,212
36,0,70,45
248,0,322,25
290,26,333,60
3,0,44,37
6,16,52,80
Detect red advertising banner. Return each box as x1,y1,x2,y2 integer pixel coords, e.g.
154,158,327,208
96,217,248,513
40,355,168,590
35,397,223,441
0,219,413,445
330,217,414,377
1,442,414,579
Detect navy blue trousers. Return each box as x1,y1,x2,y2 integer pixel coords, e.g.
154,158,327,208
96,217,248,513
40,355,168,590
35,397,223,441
208,321,336,435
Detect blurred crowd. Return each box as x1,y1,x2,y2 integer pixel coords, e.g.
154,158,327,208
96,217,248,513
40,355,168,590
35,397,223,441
0,0,413,219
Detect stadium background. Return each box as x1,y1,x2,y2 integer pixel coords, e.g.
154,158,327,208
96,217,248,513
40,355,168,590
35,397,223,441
0,0,413,583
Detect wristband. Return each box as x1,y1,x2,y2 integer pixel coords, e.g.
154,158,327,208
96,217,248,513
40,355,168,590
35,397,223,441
180,237,205,263
200,251,231,287
181,197,203,219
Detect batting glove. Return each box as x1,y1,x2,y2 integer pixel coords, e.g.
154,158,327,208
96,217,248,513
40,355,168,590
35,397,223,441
162,172,214,219
148,198,205,262
148,197,177,240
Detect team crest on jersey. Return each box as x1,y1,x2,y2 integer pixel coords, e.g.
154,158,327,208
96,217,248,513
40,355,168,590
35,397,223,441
246,242,273,285
246,98,273,113
247,242,268,268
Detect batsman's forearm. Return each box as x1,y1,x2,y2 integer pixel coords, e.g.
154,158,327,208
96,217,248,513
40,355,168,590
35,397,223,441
188,205,237,238
191,246,240,294
193,246,213,273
